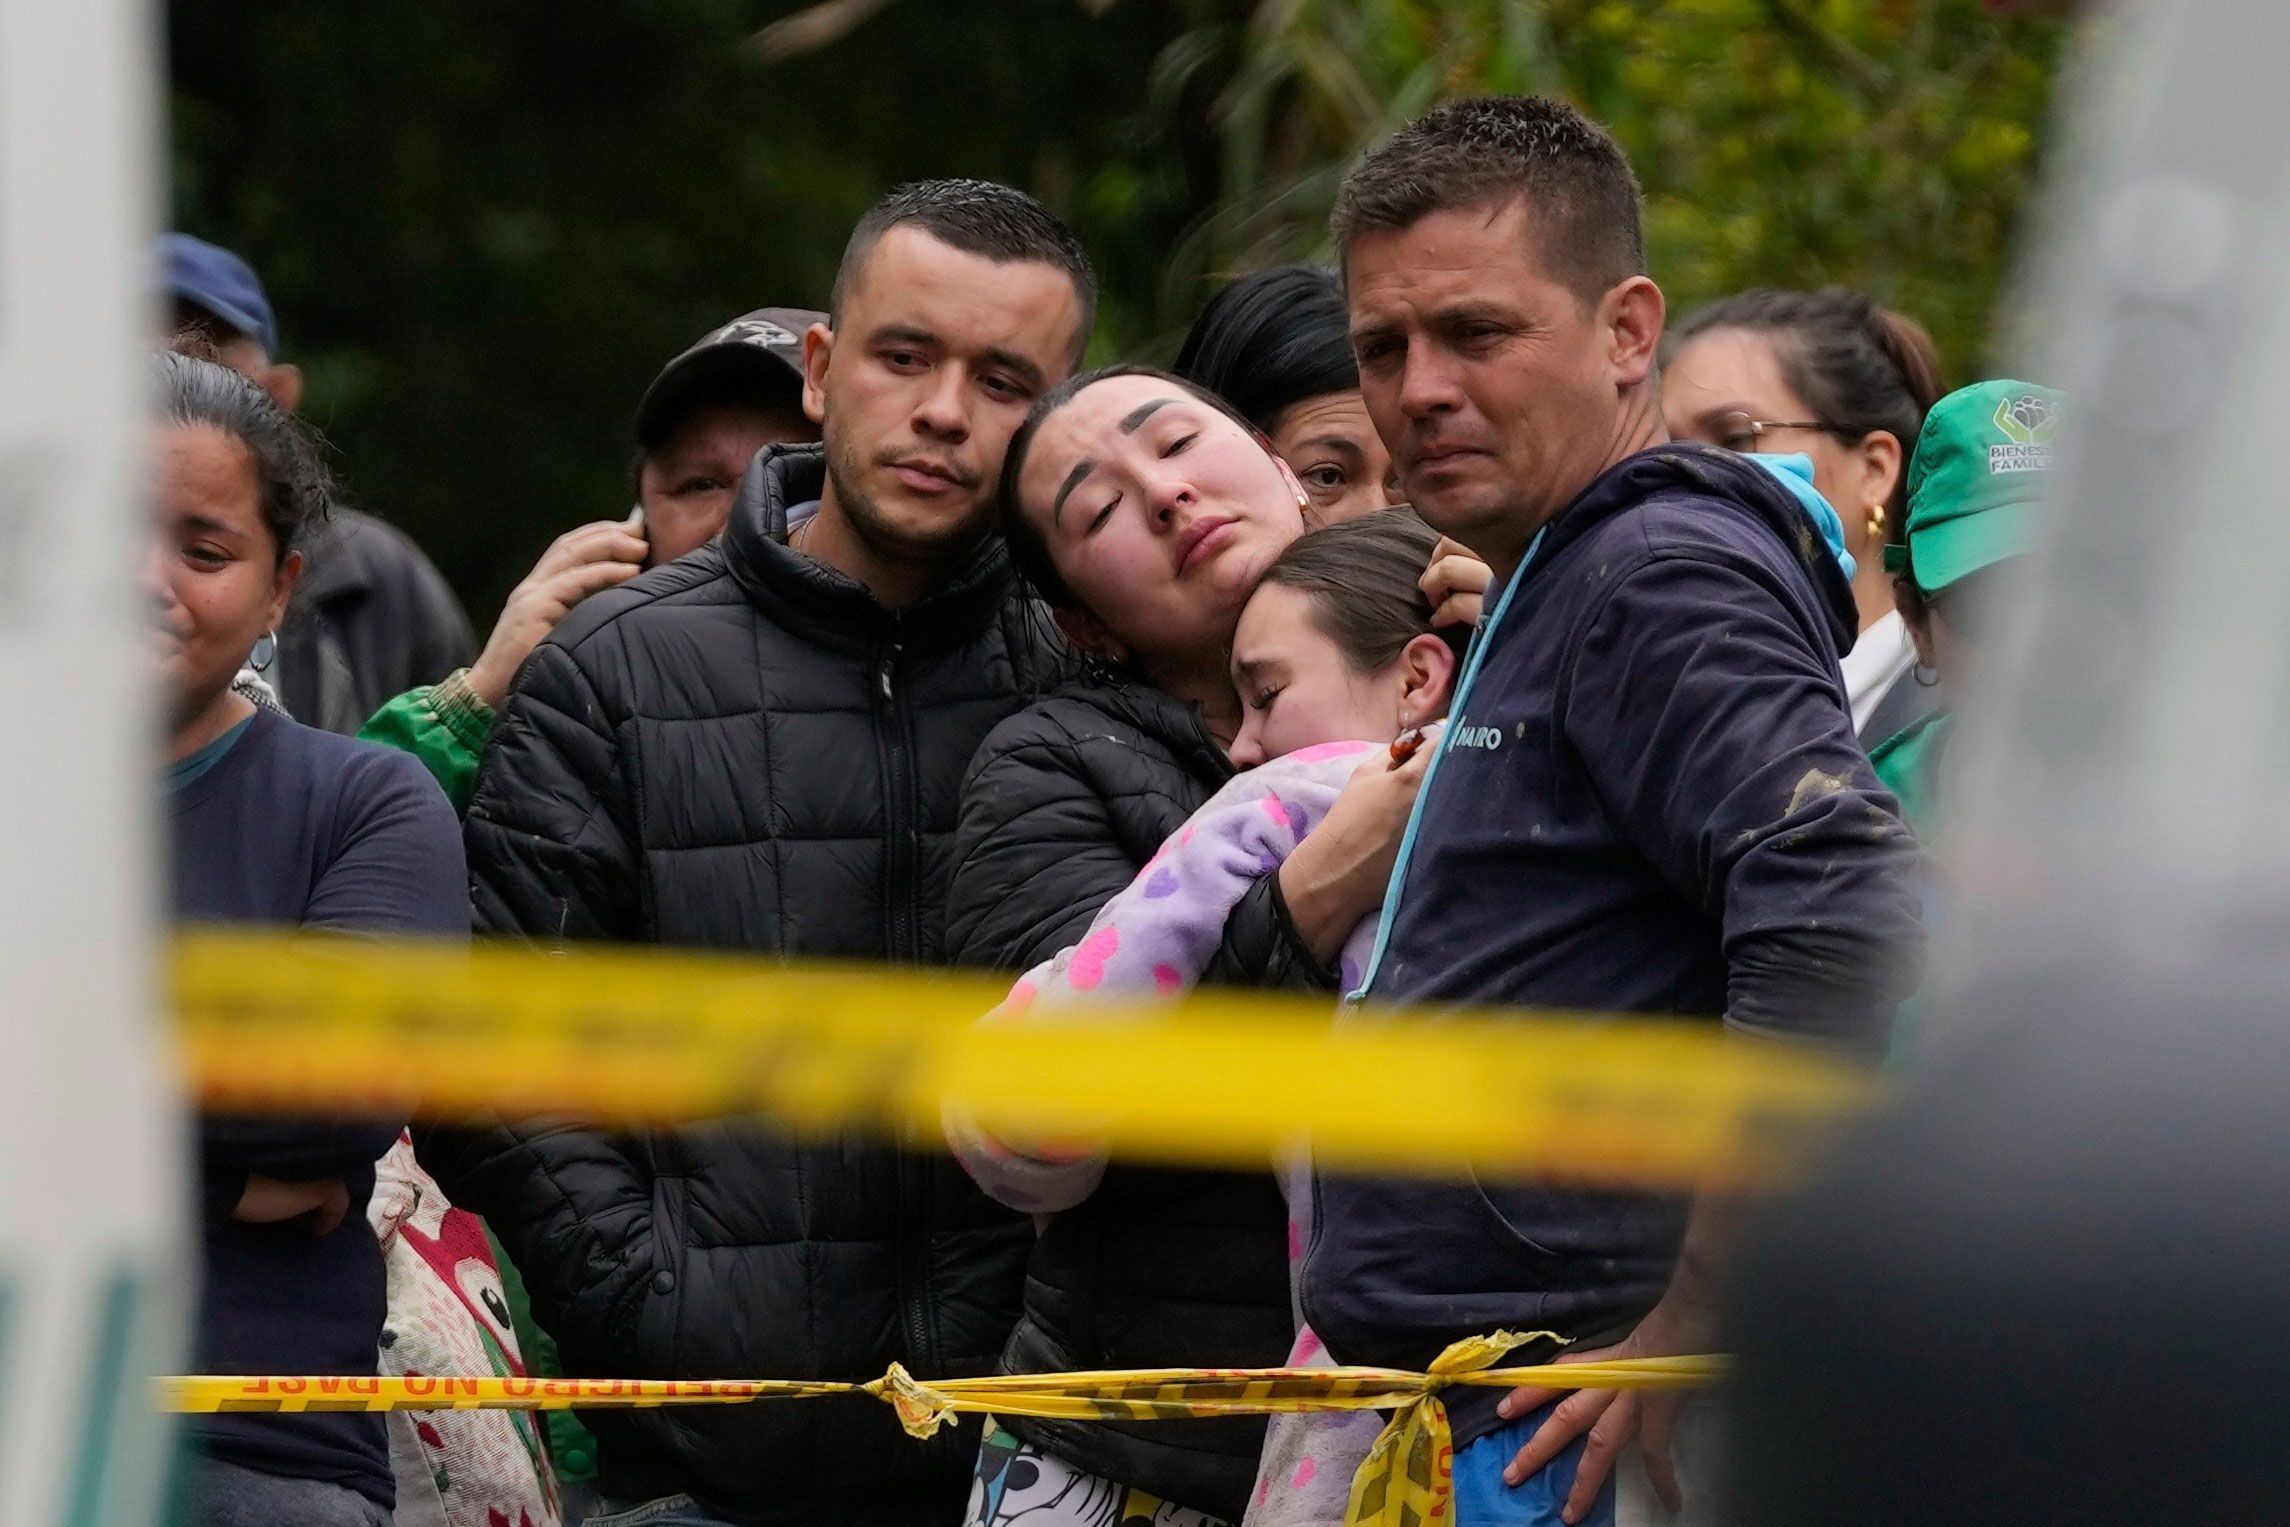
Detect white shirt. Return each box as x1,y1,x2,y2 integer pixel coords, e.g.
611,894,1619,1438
1842,609,1917,734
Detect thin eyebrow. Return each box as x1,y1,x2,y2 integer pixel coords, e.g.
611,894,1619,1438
177,514,249,540
1051,456,1098,527
1055,397,1189,526
1119,398,1174,434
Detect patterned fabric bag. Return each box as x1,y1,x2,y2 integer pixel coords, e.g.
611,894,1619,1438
368,1134,561,1527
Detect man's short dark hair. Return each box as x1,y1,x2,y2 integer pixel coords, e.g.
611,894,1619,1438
831,178,1098,361
1332,96,1646,302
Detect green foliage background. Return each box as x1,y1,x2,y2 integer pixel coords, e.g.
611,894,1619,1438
170,0,2070,621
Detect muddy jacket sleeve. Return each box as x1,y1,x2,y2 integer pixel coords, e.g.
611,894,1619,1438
1561,549,1926,1048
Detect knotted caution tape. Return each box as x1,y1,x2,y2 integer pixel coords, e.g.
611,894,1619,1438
167,1348,1727,1526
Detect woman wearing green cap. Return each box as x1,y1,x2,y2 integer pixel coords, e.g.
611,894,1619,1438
1872,378,2065,833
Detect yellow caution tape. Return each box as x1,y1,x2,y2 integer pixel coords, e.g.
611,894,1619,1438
166,1374,825,1413
175,930,1875,1191
160,1355,1723,1417
165,1351,1727,1527
173,929,1774,1520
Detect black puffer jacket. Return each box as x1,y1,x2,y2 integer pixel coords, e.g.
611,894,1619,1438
428,445,1067,1524
946,677,1328,1521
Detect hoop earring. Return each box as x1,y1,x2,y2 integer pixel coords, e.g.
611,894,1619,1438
1911,661,1939,689
249,630,278,675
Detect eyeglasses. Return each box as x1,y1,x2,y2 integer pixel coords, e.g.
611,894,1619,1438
1693,411,1836,454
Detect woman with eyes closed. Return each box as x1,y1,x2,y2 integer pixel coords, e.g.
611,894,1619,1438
943,366,1452,1526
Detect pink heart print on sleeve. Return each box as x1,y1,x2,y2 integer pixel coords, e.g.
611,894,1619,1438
1065,924,1121,990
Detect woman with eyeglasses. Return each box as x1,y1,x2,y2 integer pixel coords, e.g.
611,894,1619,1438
1664,287,1946,744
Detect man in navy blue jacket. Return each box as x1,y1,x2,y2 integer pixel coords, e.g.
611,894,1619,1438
1304,97,1924,1524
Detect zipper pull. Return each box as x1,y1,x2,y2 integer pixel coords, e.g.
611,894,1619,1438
879,643,900,701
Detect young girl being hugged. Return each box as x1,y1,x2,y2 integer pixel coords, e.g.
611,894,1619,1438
952,510,1466,1527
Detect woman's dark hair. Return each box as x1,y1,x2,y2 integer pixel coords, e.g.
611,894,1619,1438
999,362,1263,611
154,349,332,565
1893,538,1932,623
1172,265,1358,436
1673,287,1944,523
1256,509,1470,675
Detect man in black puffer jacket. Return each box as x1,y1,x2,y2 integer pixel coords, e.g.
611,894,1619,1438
424,181,1092,1526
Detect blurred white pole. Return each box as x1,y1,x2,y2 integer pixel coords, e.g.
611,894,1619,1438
1937,0,2290,1022
0,0,179,1523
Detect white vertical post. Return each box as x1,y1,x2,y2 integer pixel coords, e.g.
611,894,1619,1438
1941,0,2290,1015
0,0,180,1523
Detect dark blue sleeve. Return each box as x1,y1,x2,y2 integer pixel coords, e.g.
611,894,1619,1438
1560,548,1926,1048
202,745,465,1210
303,745,469,937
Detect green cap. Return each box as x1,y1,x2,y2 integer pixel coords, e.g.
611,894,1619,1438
1884,378,2064,594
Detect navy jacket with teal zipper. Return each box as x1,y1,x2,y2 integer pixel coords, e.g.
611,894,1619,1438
1302,442,1925,1452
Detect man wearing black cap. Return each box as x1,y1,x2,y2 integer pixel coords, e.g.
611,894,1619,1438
632,306,820,565
163,232,477,735
425,179,1090,1526
361,308,824,812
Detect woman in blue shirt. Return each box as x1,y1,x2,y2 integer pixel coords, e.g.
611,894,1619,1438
154,351,466,1525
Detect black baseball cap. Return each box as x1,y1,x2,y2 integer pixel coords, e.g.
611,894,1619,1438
633,307,821,452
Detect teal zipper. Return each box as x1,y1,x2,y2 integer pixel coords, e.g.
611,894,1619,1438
1346,526,1548,1003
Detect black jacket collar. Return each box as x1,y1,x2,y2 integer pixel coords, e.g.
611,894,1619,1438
723,443,1017,658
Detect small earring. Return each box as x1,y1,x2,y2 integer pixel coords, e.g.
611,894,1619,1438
249,630,277,675
1911,661,1939,689
1866,503,1887,543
